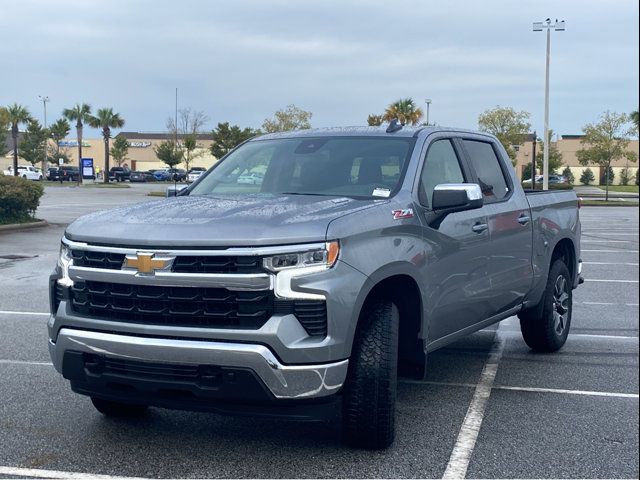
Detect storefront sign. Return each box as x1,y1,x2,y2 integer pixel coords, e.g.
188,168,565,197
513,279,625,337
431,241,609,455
82,158,94,179
58,140,91,148
128,141,152,148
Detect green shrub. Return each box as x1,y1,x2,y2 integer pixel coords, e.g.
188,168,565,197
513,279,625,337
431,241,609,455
0,173,45,222
562,166,575,185
580,168,595,185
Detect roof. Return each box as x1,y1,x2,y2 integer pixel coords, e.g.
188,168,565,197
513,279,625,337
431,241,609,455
252,125,490,141
560,135,584,140
117,131,214,141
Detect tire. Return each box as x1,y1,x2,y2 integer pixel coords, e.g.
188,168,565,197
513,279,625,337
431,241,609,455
519,259,572,352
342,300,399,449
91,397,148,417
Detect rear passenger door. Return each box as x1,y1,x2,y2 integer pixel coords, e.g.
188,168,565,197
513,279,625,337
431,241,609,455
460,138,534,314
414,136,493,343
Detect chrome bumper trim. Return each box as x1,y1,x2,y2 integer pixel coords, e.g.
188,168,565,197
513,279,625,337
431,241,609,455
50,329,348,400
68,265,273,291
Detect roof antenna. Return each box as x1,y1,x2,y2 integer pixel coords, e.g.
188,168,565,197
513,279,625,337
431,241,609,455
386,118,403,133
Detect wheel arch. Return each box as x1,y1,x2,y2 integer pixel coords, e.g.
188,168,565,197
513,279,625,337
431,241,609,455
348,264,426,375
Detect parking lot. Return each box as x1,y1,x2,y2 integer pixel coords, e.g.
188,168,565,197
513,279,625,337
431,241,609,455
0,185,638,479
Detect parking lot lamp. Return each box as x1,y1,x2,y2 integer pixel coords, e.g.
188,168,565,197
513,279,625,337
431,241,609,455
38,95,50,172
533,18,565,191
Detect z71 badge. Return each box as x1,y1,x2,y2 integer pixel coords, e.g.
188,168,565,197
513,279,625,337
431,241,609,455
392,209,414,220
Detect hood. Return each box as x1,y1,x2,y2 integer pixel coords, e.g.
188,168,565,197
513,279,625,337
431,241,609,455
65,194,380,247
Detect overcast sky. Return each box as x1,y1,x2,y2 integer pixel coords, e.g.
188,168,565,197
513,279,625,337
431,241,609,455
1,0,638,138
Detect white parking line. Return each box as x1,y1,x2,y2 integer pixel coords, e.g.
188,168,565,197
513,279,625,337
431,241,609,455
480,330,639,340
581,249,639,253
0,310,49,316
400,380,639,399
582,240,632,244
0,466,149,479
0,359,53,366
582,262,639,266
584,279,639,283
442,329,504,479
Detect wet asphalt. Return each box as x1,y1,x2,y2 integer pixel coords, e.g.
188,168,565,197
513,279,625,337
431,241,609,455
0,185,637,478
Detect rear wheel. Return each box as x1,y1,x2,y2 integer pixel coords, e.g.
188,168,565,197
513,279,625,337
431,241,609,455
91,397,148,417
519,259,572,352
342,300,398,449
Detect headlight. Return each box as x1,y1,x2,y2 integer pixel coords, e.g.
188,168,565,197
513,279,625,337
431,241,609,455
57,242,74,287
263,241,339,272
266,241,340,300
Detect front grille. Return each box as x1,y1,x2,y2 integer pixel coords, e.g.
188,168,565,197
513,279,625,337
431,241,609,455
70,250,264,274
71,250,125,270
275,300,328,337
172,256,263,274
70,281,273,329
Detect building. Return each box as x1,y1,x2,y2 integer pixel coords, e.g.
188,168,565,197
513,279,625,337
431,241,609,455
54,132,218,173
514,134,639,185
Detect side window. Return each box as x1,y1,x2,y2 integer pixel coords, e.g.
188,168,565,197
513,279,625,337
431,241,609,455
419,139,465,206
462,140,510,203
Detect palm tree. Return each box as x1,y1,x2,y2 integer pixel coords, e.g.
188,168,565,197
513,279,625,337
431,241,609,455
5,104,32,176
631,110,639,132
383,98,424,126
63,103,92,183
88,108,125,183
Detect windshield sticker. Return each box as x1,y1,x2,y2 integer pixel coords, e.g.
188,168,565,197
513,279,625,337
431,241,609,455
372,188,391,198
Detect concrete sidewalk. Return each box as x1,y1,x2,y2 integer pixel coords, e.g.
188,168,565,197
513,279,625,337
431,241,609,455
574,186,639,198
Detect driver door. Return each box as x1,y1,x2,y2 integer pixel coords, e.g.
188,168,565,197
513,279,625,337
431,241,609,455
414,136,493,344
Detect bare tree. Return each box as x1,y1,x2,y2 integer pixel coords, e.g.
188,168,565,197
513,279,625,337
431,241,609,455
166,108,209,172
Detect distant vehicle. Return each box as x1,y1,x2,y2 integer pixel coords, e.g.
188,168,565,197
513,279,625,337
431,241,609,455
58,166,80,182
47,167,59,181
3,165,43,180
109,166,131,182
237,172,264,185
523,174,567,186
187,167,206,183
129,171,156,183
152,169,172,181
167,168,187,181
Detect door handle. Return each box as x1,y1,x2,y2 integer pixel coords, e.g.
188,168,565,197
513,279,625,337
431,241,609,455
472,222,488,234
517,214,531,225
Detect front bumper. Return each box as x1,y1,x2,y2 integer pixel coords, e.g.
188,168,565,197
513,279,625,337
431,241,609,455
49,328,349,401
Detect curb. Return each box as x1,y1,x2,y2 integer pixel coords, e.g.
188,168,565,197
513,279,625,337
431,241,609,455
0,220,49,232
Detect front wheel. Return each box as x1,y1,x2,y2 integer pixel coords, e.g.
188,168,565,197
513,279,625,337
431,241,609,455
342,300,399,449
518,259,572,352
91,397,148,417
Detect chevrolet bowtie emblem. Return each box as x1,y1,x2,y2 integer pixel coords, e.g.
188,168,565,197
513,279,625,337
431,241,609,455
124,252,174,275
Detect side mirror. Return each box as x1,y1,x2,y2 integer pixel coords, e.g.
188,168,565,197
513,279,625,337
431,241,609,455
428,184,483,229
166,185,187,197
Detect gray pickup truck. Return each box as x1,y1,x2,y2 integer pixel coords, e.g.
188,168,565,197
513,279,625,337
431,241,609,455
49,125,582,448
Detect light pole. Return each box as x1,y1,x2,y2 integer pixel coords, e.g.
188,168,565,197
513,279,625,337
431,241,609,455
38,95,50,173
425,98,432,126
533,18,565,191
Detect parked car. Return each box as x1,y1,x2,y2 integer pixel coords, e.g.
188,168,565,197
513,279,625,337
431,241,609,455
50,125,582,449
3,165,43,180
237,172,264,185
523,174,567,185
58,166,80,182
109,167,131,182
129,171,156,183
167,168,187,181
47,167,60,181
187,167,206,183
152,169,172,181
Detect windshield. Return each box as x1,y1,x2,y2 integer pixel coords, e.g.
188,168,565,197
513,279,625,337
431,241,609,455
189,137,414,199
